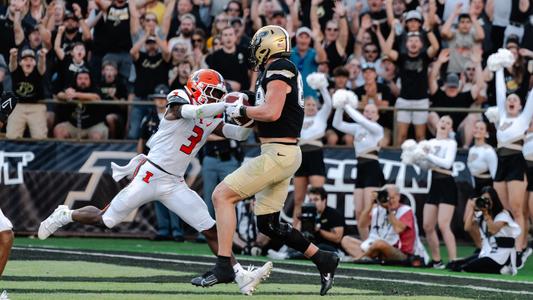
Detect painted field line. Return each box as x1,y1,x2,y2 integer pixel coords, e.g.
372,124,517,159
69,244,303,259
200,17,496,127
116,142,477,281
13,247,533,296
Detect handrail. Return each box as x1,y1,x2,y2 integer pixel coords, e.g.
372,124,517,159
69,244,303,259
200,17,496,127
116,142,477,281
28,99,490,143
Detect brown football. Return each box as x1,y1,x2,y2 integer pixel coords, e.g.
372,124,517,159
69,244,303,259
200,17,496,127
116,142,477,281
224,92,254,127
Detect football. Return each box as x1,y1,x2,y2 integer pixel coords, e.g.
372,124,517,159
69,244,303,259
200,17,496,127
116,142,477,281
224,92,254,127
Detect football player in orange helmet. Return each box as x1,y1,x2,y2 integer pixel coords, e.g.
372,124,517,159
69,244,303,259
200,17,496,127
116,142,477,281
185,69,227,105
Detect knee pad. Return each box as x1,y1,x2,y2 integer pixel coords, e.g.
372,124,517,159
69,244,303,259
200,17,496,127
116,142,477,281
256,212,291,239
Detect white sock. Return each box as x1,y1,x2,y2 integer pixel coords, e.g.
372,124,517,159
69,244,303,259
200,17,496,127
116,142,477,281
233,263,244,274
62,209,73,223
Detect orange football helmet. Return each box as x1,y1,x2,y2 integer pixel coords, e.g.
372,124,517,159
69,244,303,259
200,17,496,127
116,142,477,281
185,69,227,105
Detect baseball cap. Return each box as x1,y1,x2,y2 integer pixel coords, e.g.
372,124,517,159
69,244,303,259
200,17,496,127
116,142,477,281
296,26,312,37
149,84,170,99
64,10,79,21
20,49,36,60
361,62,376,71
272,10,286,18
405,10,422,22
446,73,460,88
102,60,118,69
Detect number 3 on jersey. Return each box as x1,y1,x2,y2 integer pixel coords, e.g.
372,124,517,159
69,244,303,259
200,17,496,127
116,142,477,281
180,126,204,155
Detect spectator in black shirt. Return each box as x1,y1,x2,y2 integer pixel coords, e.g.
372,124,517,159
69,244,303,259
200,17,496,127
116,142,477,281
128,33,170,139
383,26,440,145
0,0,28,62
91,0,137,82
53,38,89,93
6,48,47,139
51,7,91,58
54,69,108,140
99,60,127,138
428,49,483,147
205,26,252,91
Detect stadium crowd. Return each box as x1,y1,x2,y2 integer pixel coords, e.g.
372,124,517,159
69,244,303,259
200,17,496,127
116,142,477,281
1,0,533,276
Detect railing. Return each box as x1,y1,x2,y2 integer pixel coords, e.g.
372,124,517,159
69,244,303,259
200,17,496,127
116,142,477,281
12,99,490,144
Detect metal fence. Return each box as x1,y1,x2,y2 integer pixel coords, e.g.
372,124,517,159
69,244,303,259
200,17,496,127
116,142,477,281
29,99,489,145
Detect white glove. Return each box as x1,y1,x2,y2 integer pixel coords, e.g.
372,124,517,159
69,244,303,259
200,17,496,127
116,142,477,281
346,90,359,109
487,48,515,72
306,72,329,90
400,139,418,165
225,101,244,118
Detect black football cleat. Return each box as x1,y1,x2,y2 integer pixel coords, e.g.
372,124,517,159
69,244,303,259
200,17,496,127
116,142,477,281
191,266,235,287
317,252,340,296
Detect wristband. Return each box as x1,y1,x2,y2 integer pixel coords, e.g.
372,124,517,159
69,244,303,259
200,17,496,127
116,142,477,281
239,105,247,118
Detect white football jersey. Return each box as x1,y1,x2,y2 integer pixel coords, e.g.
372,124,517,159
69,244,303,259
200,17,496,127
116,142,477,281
467,144,498,178
147,116,222,176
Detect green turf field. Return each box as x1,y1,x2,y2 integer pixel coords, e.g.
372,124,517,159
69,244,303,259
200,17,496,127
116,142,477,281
1,237,532,299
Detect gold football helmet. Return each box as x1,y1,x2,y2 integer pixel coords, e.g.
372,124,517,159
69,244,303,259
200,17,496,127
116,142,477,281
250,25,291,70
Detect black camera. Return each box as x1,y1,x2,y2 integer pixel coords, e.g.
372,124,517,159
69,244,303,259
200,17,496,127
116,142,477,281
300,202,318,242
376,190,389,205
474,196,491,210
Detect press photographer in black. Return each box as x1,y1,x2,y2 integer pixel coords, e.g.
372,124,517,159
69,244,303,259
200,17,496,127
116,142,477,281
300,187,345,253
457,186,522,275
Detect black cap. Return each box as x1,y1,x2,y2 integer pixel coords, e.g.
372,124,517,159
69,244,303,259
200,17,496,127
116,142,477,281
149,84,169,99
272,10,286,18
64,10,79,21
445,73,460,88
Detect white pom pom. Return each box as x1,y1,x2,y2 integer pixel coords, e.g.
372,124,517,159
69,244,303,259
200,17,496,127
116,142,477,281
484,106,499,124
487,48,516,71
306,72,328,90
332,89,349,108
401,139,417,151
346,90,359,109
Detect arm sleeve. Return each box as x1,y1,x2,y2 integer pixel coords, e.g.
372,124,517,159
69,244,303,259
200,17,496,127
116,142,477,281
343,105,383,135
487,148,498,179
495,69,507,118
332,107,358,135
180,102,225,119
316,87,333,122
520,89,533,121
221,123,253,141
427,140,457,169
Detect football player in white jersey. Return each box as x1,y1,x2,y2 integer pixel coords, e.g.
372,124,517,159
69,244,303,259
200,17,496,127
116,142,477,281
37,69,272,295
0,91,17,277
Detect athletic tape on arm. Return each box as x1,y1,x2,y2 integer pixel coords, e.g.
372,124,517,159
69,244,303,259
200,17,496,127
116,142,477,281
181,102,225,119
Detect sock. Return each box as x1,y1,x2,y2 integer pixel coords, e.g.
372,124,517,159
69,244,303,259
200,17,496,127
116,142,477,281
62,209,73,224
311,250,324,266
233,263,244,275
216,255,232,267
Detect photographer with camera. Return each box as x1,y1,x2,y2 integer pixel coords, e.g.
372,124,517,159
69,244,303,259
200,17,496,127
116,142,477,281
458,186,521,275
341,185,428,265
268,187,345,259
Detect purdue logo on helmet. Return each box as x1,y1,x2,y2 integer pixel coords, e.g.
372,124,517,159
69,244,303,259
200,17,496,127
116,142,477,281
250,25,291,70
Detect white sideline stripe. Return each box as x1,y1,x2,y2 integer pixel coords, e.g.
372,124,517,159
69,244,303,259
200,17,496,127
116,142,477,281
14,247,533,296
162,252,533,286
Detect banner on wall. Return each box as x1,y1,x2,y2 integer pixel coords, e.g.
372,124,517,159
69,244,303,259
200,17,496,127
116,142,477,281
0,141,474,238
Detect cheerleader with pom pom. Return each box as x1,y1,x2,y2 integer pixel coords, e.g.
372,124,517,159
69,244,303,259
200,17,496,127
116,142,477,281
489,49,533,264
292,73,333,227
332,89,384,240
419,115,458,269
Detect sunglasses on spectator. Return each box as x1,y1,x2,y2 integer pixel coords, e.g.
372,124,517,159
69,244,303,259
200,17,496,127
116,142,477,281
227,7,240,12
145,18,157,22
193,38,203,43
326,27,338,32
365,49,378,54
173,48,188,53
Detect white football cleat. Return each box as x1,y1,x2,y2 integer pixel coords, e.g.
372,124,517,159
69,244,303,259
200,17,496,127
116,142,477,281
38,205,72,240
235,261,273,296
0,290,9,300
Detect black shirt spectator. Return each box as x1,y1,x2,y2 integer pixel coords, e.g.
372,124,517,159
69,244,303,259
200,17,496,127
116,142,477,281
132,39,169,99
397,52,432,100
92,1,132,56
315,206,345,249
12,64,44,104
431,88,474,131
205,26,251,91
139,110,161,154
